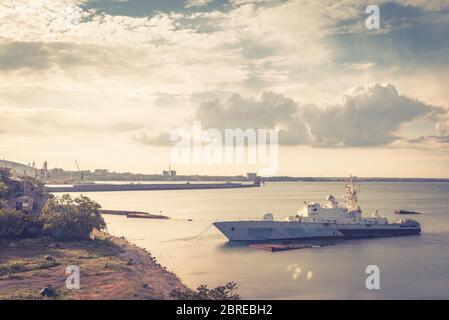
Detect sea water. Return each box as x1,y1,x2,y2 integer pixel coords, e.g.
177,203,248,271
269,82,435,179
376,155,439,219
61,181,449,299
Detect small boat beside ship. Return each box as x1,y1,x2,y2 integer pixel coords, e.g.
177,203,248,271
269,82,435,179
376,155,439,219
213,176,421,241
395,209,422,215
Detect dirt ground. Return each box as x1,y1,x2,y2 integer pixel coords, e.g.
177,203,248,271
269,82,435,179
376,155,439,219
0,232,189,300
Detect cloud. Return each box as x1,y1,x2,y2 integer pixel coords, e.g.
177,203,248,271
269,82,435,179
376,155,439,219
132,132,173,146
0,41,103,71
409,135,449,144
185,0,214,8
329,2,449,68
135,83,447,148
0,42,54,71
396,134,449,150
2,0,449,177
2,0,448,105
192,91,313,145
194,83,445,147
0,107,144,135
153,92,190,108
302,83,443,147
0,108,70,134
194,91,298,129
229,0,283,6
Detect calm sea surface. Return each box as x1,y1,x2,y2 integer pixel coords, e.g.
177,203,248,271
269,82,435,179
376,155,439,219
60,182,449,299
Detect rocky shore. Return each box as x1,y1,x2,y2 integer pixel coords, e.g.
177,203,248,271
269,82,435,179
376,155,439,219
0,231,188,300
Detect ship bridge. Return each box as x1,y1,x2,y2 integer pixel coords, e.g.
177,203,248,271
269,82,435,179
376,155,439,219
297,195,349,218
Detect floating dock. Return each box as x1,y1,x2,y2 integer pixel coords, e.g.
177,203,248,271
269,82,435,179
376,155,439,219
47,181,260,193
100,210,169,219
248,243,333,252
126,213,169,219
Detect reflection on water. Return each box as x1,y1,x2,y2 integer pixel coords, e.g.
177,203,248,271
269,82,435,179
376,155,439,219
58,181,449,299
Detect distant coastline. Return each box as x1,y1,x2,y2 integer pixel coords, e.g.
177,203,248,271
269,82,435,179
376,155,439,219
2,159,448,183
260,177,449,183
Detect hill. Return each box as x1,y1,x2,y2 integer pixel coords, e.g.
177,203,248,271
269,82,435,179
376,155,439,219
0,159,34,177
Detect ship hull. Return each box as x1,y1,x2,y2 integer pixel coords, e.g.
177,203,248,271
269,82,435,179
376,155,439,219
213,221,420,241
336,223,421,238
213,221,342,241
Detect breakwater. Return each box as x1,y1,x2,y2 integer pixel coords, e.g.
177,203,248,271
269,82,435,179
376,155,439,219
46,181,260,193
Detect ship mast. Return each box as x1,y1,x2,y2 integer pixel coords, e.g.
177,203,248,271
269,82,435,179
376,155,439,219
344,175,360,212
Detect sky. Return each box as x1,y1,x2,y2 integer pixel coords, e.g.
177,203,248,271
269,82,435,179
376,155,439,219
0,0,448,177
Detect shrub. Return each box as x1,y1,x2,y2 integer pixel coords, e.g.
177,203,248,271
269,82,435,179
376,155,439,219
170,282,240,300
0,209,26,239
0,183,7,200
22,215,44,238
0,261,27,276
0,167,12,183
0,167,12,200
41,194,106,241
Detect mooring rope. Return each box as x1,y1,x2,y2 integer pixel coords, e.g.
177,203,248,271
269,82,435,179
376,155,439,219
182,223,213,241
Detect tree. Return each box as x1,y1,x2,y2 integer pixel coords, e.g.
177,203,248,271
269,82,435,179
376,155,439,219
0,167,12,200
0,167,12,183
41,194,106,241
0,209,26,239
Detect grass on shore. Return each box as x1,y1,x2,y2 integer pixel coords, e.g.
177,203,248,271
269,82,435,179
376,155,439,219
0,233,187,300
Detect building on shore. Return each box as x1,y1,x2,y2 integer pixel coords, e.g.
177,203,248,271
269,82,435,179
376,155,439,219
247,172,258,180
1,168,49,215
162,166,177,180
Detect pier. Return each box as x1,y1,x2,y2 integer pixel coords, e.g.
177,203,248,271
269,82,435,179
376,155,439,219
99,210,169,219
46,181,261,193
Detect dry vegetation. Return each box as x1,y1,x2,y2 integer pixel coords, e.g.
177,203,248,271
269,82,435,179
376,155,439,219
0,232,188,300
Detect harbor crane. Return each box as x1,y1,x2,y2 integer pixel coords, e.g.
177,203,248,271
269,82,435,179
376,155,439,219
75,160,84,181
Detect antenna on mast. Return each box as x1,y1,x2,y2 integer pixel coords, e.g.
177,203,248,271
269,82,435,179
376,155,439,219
344,174,360,212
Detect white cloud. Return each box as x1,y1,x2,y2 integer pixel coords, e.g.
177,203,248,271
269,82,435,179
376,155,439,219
301,83,443,147
1,0,449,175
0,106,144,135
132,132,173,146
136,83,445,148
195,91,298,129
185,0,214,8
1,0,447,105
